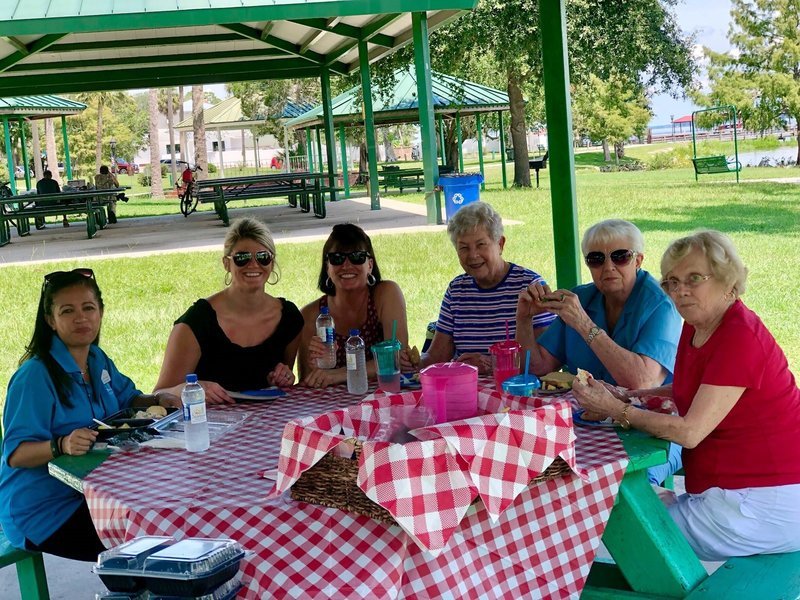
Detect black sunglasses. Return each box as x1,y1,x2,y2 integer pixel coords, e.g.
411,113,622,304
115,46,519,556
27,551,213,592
585,249,637,268
326,251,370,266
229,251,273,268
43,268,95,287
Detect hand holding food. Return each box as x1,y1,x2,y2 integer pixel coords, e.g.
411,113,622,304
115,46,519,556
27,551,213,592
400,345,421,372
62,428,98,456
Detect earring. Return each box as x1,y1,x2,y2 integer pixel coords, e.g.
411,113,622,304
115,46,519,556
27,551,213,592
224,271,232,286
367,273,377,287
325,277,333,291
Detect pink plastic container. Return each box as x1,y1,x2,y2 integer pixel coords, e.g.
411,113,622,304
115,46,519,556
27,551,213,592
420,362,479,423
489,341,521,391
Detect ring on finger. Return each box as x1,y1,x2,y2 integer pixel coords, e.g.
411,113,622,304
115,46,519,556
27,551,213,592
560,293,565,301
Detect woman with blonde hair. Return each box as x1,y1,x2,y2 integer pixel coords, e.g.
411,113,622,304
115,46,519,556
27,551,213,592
155,217,303,402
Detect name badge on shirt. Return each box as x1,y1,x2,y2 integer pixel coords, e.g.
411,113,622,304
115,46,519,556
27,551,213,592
101,369,112,385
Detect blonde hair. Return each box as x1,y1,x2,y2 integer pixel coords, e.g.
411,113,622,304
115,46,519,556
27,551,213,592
581,219,644,255
661,230,747,296
223,217,280,283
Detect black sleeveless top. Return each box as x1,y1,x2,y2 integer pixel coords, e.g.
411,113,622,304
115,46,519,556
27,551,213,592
175,298,303,391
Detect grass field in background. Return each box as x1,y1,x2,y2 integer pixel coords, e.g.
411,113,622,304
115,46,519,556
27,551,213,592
1,151,799,415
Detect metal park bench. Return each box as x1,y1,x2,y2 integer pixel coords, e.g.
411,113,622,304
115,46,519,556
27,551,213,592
195,173,335,225
692,155,741,175
378,166,425,193
0,188,124,246
529,151,549,188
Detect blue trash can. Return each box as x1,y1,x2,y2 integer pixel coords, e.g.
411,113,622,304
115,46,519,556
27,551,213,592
439,173,484,221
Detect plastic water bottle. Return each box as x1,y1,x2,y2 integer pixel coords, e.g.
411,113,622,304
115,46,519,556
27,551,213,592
315,306,336,369
346,329,368,395
181,374,209,452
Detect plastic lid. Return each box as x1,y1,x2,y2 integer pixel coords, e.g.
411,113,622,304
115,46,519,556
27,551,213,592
371,339,401,351
420,362,478,378
95,536,175,572
489,340,521,354
185,374,198,384
142,538,244,581
320,306,330,315
349,328,360,336
502,373,541,391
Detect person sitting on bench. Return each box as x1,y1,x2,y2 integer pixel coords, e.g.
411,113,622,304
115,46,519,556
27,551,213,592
94,165,127,224
35,170,68,229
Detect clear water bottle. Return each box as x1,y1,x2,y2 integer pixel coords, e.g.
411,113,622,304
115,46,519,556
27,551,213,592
346,329,368,395
181,374,209,452
315,306,336,369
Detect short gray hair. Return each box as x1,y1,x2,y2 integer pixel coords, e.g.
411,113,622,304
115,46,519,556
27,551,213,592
581,219,644,255
223,217,281,282
447,201,504,245
661,230,747,297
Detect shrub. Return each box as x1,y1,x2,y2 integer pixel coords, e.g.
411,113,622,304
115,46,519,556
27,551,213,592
646,152,679,171
138,174,152,187
207,163,217,174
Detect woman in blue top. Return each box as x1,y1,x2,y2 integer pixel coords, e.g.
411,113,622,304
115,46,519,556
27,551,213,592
0,269,180,561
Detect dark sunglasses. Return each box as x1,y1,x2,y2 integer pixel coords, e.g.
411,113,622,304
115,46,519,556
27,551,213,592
326,250,370,266
43,268,95,287
229,251,273,268
585,249,637,268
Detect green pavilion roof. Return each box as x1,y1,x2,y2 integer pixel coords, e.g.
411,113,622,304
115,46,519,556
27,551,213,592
174,97,314,131
285,68,510,128
0,94,86,119
0,1,476,96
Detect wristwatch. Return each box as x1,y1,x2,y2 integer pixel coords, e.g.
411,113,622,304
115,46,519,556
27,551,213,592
586,326,603,345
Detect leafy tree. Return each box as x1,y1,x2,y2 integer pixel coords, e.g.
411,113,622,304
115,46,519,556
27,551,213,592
573,73,652,161
698,0,800,163
75,91,129,173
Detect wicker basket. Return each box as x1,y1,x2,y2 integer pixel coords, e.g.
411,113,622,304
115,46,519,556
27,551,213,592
290,440,574,525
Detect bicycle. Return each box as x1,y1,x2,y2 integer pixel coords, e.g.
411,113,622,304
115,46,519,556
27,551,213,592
177,164,202,217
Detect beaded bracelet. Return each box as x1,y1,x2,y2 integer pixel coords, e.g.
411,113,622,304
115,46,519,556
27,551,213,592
50,437,63,458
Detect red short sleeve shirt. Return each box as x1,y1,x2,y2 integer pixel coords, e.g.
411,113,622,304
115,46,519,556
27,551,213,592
673,300,800,494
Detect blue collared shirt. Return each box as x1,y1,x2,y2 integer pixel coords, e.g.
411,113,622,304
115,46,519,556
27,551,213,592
0,336,140,548
537,269,681,385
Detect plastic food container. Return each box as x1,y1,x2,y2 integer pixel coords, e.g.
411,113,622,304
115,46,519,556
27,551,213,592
141,539,245,597
94,537,245,597
150,571,242,600
92,407,180,441
94,537,174,592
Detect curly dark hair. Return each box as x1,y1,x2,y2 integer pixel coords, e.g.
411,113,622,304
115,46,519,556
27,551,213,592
316,224,382,296
21,269,104,408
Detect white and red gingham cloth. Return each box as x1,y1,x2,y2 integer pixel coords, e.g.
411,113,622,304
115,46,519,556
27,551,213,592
270,389,582,553
81,385,629,599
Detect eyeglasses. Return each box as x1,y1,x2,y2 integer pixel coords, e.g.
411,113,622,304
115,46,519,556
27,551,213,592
326,251,370,266
585,249,637,269
228,251,273,268
660,273,713,293
43,268,95,287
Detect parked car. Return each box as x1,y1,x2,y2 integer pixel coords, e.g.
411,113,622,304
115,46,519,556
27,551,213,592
14,165,33,178
112,158,139,175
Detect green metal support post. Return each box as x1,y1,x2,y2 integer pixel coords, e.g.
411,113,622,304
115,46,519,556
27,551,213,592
476,114,485,191
456,113,463,172
540,0,580,289
358,41,380,210
61,116,73,181
315,127,324,173
3,118,16,195
498,111,507,189
19,119,31,190
411,12,441,224
438,117,446,166
320,67,338,202
339,124,350,198
305,127,313,172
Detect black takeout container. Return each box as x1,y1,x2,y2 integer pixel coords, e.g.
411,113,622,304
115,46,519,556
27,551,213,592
93,407,179,441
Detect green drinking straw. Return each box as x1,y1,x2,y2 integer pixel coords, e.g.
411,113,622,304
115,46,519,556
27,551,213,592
391,319,397,343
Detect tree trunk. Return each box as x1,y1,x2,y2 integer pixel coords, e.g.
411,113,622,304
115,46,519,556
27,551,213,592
614,141,625,159
148,89,164,199
179,86,187,161
602,140,611,162
796,123,800,165
444,121,459,168
357,142,369,184
95,99,104,174
31,121,43,181
508,75,531,187
167,89,178,185
45,118,59,184
382,129,397,162
192,85,208,179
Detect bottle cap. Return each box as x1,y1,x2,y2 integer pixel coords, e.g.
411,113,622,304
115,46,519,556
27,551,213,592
185,373,198,383
320,306,329,315
349,328,359,336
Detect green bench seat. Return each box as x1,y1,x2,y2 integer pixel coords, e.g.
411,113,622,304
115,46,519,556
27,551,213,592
0,531,50,600
684,551,800,600
692,155,741,175
378,168,424,193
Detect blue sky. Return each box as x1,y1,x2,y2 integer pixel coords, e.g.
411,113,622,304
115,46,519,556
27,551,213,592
649,0,734,126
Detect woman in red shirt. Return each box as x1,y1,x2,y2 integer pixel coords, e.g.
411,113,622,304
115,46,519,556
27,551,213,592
573,230,800,560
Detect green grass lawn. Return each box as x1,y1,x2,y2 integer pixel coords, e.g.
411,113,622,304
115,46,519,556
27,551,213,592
2,156,799,415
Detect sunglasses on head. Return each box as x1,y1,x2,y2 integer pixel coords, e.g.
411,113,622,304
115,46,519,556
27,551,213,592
228,251,273,268
585,249,637,268
43,268,95,287
326,250,370,266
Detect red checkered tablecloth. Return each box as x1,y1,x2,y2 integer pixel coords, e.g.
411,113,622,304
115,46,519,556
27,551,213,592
83,385,628,599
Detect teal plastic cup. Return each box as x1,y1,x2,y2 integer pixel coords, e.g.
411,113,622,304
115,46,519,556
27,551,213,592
371,339,402,392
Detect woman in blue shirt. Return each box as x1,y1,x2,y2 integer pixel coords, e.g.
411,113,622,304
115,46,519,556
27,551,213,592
0,269,180,561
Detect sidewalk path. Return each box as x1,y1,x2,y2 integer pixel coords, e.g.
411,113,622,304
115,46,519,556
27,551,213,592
0,196,443,266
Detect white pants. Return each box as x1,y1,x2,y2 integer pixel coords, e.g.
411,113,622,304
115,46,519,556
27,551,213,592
667,483,800,561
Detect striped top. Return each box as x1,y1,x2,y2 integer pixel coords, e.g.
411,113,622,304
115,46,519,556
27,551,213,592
435,263,556,356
